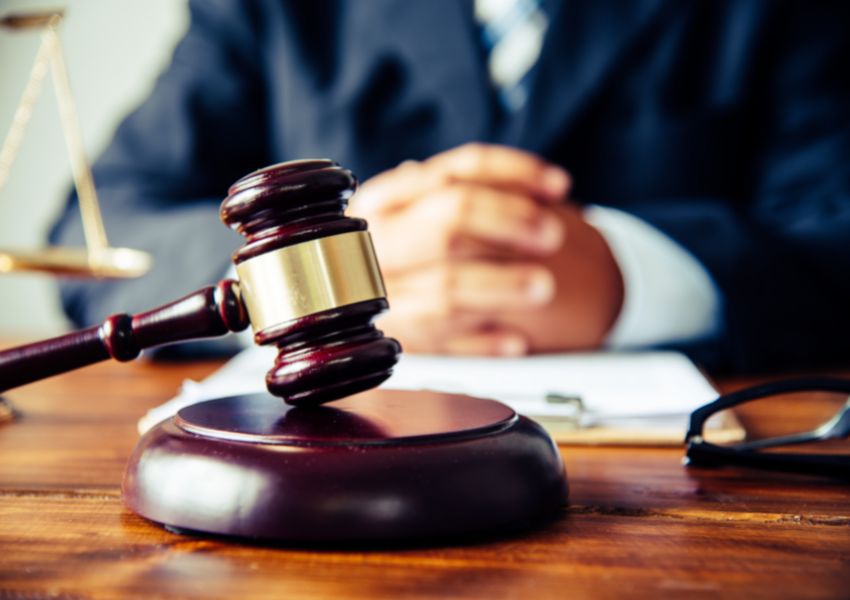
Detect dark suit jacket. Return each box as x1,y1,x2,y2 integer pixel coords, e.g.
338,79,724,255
51,0,850,372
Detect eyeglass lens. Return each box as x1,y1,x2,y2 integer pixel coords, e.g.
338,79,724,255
703,390,850,456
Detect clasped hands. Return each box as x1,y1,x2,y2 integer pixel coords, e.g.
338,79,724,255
351,144,624,356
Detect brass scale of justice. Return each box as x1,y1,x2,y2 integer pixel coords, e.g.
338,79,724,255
0,11,567,543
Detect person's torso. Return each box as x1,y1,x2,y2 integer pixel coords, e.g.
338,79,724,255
256,0,776,206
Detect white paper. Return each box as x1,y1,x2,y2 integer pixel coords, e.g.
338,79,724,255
138,347,718,435
389,351,717,419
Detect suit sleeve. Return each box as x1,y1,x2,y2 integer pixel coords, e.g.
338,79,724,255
624,3,850,373
49,0,268,353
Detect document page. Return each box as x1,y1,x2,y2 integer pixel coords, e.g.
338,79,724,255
139,347,722,444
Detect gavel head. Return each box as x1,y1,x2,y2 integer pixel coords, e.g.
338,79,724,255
220,159,401,407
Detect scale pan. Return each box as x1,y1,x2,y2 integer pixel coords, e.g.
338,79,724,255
0,246,152,278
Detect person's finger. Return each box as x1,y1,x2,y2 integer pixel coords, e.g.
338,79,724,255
450,262,555,310
425,183,565,255
426,143,571,201
373,184,565,272
386,261,556,315
352,144,570,216
440,329,529,356
352,160,425,216
377,299,529,356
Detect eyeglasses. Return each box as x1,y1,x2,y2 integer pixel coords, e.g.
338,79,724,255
685,377,850,479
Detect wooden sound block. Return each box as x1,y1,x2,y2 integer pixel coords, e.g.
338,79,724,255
123,389,568,543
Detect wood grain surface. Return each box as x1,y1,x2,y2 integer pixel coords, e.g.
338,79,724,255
1,354,848,599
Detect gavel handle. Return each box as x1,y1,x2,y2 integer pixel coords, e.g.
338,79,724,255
0,279,249,394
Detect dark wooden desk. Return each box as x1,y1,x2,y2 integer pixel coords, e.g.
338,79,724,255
1,358,848,599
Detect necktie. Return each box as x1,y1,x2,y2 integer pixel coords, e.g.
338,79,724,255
474,0,550,112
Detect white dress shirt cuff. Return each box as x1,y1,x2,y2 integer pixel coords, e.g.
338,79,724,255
583,205,723,349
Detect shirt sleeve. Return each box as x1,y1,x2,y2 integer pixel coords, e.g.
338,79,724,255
583,204,724,349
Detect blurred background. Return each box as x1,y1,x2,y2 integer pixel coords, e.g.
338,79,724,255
0,0,187,338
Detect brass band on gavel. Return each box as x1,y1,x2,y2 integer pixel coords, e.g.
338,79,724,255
235,230,387,334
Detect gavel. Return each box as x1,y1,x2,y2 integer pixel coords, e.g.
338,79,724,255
1,158,569,543
0,159,402,406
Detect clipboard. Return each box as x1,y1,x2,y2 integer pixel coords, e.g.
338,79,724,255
538,411,744,446
139,348,735,447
